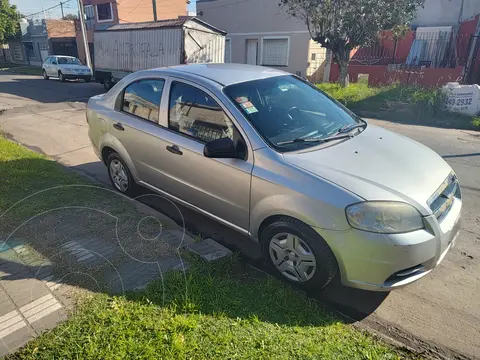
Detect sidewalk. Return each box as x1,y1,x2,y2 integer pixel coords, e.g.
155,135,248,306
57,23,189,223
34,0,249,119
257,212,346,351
0,132,232,356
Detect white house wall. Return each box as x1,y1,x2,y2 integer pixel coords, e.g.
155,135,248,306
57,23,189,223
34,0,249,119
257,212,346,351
197,0,312,76
412,0,480,27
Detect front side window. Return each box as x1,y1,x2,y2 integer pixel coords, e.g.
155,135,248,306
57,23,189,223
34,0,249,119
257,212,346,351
169,82,235,143
123,79,165,122
97,3,113,22
224,75,362,152
44,57,51,64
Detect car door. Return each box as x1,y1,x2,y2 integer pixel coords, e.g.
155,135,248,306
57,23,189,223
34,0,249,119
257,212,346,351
107,77,168,180
48,57,58,76
143,79,253,232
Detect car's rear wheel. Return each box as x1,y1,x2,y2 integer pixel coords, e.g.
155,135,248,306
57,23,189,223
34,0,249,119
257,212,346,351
43,70,49,80
106,152,137,196
58,71,65,82
261,217,337,290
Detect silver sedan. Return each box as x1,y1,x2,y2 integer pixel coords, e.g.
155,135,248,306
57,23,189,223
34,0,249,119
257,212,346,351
87,64,461,291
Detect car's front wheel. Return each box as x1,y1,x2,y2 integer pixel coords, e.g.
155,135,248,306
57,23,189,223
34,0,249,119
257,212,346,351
261,217,338,290
84,76,91,83
106,152,137,196
58,71,65,82
43,70,49,80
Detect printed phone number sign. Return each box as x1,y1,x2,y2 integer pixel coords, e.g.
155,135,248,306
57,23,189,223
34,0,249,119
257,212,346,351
443,85,480,116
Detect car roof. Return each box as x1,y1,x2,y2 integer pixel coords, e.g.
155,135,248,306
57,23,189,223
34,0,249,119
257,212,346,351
163,63,289,86
52,55,77,58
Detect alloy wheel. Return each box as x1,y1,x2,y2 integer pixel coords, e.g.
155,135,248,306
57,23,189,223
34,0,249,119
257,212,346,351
109,159,129,192
269,232,317,282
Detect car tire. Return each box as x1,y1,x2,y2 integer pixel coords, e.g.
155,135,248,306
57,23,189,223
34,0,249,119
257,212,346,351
260,216,338,290
43,70,49,80
84,77,91,83
106,152,137,197
58,71,65,82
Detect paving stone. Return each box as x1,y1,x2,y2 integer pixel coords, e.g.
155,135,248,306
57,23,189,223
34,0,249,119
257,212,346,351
0,324,35,356
29,306,67,333
160,230,196,249
186,238,233,262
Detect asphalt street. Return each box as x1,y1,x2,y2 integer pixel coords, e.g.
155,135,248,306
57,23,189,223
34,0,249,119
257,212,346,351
1,73,479,359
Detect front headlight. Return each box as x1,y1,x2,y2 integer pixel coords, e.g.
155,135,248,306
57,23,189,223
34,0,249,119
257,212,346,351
345,201,424,234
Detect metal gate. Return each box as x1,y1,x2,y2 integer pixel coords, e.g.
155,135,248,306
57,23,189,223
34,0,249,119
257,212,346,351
464,35,480,84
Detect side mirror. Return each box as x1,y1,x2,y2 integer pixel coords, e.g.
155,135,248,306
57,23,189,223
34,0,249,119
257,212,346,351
52,61,57,65
204,138,238,158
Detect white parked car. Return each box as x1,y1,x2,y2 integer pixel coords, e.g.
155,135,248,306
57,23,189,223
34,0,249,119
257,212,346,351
42,55,92,82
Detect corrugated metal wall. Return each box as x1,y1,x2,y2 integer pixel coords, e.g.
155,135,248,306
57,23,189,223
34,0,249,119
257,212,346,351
184,19,225,64
94,28,183,72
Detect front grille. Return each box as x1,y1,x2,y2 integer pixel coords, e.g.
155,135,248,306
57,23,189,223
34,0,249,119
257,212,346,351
428,173,460,222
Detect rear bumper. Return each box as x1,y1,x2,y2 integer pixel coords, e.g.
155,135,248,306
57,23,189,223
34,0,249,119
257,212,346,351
320,197,462,292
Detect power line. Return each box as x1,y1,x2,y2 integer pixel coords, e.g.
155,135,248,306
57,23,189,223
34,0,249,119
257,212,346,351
23,0,73,18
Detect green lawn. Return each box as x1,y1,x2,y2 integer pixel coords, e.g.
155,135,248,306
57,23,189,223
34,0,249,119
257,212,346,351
1,137,418,359
0,63,43,76
317,82,480,130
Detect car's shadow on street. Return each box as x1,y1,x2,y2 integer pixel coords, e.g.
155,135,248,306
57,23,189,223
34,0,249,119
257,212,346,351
134,189,390,322
0,74,103,104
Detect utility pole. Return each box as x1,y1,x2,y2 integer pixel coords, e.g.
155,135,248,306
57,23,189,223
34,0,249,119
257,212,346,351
77,0,92,68
152,0,157,21
60,1,64,18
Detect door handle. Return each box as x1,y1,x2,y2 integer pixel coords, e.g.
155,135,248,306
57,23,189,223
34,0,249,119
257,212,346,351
113,122,124,131
166,144,183,155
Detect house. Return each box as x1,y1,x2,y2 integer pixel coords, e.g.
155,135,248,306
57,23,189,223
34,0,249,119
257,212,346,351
196,0,327,81
4,19,77,66
412,0,480,27
76,0,188,65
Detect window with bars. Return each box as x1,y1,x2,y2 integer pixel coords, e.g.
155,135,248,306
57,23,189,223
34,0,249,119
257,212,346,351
262,38,289,66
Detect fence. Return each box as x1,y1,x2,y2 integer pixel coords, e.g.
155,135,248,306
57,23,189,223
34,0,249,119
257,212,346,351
350,30,472,69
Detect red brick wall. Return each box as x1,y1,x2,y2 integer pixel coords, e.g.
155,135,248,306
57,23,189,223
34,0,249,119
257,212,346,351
329,64,464,88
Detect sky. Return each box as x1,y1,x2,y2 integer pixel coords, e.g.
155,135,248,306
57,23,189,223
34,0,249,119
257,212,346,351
11,0,197,20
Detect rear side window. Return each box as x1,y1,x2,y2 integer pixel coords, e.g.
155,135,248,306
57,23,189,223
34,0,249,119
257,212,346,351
168,82,235,143
122,79,165,122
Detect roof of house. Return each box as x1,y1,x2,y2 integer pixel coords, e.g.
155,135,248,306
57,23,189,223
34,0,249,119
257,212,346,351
103,17,226,34
45,19,75,38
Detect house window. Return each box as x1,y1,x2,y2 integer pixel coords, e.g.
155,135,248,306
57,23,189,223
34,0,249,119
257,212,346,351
225,38,231,63
262,37,289,66
39,43,48,51
84,5,94,20
12,46,22,60
96,3,113,22
311,53,316,61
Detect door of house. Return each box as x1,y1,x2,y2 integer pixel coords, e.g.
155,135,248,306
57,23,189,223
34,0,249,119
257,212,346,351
246,39,258,65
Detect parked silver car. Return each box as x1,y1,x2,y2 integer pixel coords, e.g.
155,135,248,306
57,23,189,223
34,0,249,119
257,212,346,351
87,64,462,291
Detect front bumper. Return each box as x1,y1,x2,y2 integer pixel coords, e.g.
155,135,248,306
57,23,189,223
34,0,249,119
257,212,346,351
321,197,462,291
63,73,92,79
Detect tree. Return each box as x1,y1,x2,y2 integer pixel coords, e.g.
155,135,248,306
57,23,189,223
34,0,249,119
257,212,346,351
279,0,424,87
0,0,20,44
62,13,79,21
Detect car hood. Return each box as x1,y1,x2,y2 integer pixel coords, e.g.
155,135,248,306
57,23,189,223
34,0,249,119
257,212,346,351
282,124,452,215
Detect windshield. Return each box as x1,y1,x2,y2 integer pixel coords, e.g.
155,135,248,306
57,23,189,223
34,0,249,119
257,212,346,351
57,57,81,65
224,75,362,151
